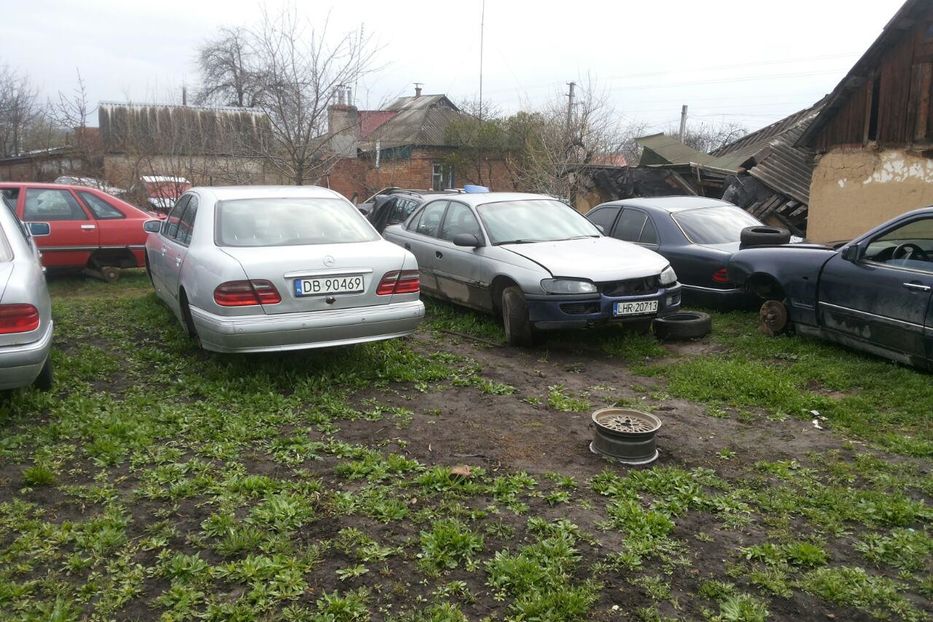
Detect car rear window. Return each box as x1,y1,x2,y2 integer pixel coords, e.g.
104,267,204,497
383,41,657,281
672,206,761,245
215,197,379,247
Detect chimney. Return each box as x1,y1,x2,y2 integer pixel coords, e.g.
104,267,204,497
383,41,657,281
336,85,346,106
414,83,422,98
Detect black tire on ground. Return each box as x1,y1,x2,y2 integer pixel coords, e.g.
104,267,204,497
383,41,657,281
758,299,789,336
740,226,791,249
34,356,53,391
653,311,712,340
501,286,534,347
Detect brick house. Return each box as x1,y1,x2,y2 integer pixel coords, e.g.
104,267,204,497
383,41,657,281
322,89,517,202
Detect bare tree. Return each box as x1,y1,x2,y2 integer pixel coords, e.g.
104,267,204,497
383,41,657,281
0,65,42,157
49,70,105,177
196,27,260,107
195,8,375,185
670,119,748,154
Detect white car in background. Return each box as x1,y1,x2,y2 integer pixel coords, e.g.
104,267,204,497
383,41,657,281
144,185,424,353
0,204,53,390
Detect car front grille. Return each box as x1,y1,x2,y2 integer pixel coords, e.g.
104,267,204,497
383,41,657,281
598,276,661,297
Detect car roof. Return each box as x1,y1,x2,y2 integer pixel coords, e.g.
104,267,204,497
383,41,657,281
600,196,738,213
0,181,104,191
433,192,556,207
196,185,349,202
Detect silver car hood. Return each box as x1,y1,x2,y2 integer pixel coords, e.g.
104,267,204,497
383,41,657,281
501,237,669,281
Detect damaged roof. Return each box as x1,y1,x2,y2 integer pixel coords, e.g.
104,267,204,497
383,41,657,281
362,95,462,149
635,133,719,166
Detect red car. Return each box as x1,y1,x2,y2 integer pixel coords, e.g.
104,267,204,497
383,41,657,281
0,182,158,281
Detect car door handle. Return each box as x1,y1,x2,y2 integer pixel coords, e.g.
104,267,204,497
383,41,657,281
435,251,443,259
80,224,96,230
175,257,182,266
903,282,931,292
161,246,167,256
404,243,411,250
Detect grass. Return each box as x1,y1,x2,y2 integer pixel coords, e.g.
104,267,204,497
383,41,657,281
0,273,929,620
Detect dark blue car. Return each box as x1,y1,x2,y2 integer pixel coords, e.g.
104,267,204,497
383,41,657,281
728,207,933,370
585,197,778,308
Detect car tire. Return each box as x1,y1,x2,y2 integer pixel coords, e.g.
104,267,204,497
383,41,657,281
145,252,155,286
653,311,712,340
758,299,789,336
739,226,791,249
502,286,534,347
34,356,53,391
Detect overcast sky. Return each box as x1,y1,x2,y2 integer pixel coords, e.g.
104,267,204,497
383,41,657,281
0,0,907,135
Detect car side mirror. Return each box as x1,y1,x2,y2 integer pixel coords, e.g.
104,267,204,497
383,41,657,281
28,222,50,237
841,244,862,262
452,233,483,247
144,220,162,233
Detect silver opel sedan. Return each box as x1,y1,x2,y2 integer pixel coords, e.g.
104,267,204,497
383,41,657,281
382,192,682,345
0,203,53,390
144,186,425,353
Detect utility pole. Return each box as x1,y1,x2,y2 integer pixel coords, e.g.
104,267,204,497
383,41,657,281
566,81,576,138
679,104,688,143
479,0,485,120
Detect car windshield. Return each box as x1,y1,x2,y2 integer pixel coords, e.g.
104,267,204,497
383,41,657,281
672,206,761,245
0,227,11,262
216,197,380,247
477,199,600,244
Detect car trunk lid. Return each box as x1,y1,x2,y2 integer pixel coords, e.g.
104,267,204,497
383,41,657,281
219,241,408,314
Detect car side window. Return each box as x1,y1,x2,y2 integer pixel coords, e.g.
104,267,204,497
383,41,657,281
176,196,198,245
1,188,19,214
588,206,620,234
865,216,933,273
639,216,658,245
79,192,125,219
162,196,190,239
439,202,481,241
613,209,647,242
414,200,448,238
24,188,88,221
392,198,419,225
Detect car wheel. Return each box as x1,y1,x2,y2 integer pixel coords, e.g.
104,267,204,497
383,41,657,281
100,266,120,282
739,226,791,249
653,311,712,340
145,252,155,286
758,300,789,336
34,356,53,391
501,286,534,347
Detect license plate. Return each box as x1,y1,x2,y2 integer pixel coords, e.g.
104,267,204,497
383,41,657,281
294,275,364,297
613,300,659,317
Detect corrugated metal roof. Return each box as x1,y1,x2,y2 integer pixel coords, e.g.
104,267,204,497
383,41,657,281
362,95,463,149
636,133,719,166
749,121,816,205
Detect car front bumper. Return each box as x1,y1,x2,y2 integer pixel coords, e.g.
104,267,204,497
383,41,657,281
525,285,682,330
189,300,425,353
0,321,53,390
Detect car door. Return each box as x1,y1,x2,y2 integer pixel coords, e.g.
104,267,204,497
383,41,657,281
76,190,139,257
433,201,489,308
818,214,933,361
151,196,190,296
163,196,198,304
398,200,449,293
21,187,99,269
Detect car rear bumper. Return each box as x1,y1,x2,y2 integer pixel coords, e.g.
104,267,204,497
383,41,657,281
0,321,53,390
189,300,425,353
525,286,682,330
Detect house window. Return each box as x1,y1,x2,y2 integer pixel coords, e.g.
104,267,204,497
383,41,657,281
432,163,454,191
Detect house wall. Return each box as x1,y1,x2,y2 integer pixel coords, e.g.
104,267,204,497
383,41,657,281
807,147,933,242
102,154,278,190
0,155,85,182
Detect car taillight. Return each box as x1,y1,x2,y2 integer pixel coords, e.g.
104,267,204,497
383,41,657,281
213,280,282,306
0,304,40,334
377,270,420,295
712,268,731,284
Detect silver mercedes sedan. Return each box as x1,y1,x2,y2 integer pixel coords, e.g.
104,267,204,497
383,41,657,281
144,186,424,353
382,192,682,345
0,203,53,390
